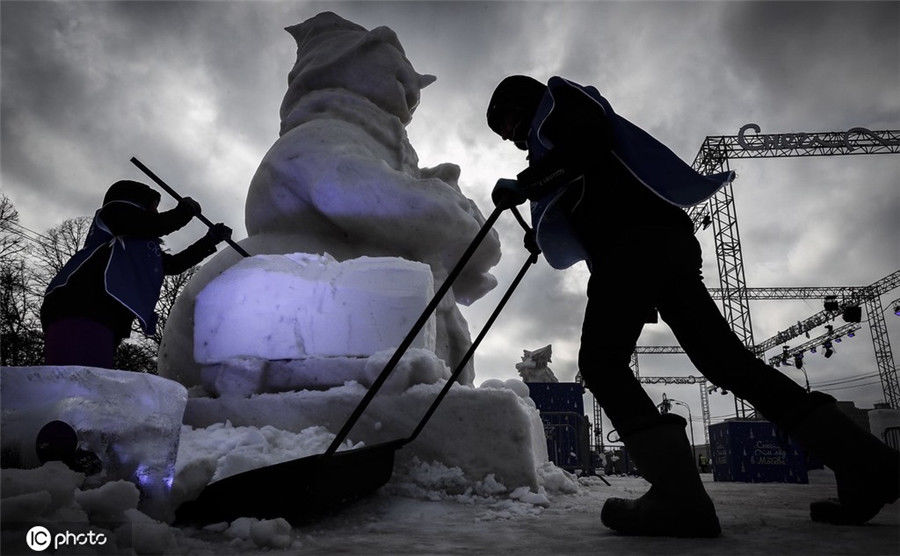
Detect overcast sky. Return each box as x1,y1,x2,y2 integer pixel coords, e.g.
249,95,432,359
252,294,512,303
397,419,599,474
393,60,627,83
2,1,898,433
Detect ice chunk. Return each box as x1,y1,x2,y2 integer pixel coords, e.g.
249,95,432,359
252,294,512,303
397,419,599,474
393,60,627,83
0,366,187,520
194,254,435,364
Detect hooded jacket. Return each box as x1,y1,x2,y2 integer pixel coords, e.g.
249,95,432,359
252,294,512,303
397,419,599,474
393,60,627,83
41,181,215,339
523,77,735,269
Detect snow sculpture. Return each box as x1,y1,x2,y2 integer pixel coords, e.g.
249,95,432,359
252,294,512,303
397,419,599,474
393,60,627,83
0,366,187,520
515,345,559,383
158,11,500,388
149,12,548,495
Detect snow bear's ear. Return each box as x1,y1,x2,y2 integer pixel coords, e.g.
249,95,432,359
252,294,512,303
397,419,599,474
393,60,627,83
369,26,405,54
419,74,437,89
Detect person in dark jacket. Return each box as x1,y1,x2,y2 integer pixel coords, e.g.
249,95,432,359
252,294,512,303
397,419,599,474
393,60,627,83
487,75,899,537
41,179,231,368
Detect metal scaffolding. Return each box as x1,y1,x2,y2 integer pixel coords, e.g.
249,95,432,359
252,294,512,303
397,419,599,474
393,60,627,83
689,125,900,414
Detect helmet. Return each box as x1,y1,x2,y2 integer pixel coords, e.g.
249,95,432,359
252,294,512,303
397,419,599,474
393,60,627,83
103,180,161,211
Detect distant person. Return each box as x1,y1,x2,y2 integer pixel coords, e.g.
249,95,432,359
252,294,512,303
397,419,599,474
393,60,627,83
486,75,899,537
41,180,231,368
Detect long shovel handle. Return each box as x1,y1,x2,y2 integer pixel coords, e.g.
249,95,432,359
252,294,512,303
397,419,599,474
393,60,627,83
324,205,504,457
130,156,251,258
405,250,538,444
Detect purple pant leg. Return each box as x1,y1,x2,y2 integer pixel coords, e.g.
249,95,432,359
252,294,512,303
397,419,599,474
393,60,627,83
43,317,116,368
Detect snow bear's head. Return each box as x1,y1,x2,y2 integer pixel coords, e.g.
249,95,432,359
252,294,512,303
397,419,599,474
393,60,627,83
281,12,436,125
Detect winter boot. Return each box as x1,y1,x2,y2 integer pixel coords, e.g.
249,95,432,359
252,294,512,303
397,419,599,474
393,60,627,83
785,393,900,525
601,413,721,537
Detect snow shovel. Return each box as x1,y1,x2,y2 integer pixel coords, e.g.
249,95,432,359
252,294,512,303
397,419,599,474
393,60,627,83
175,206,539,526
130,157,251,258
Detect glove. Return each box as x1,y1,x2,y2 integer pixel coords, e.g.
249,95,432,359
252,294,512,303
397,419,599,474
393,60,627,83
491,178,527,209
523,228,541,256
204,223,232,244
177,196,202,217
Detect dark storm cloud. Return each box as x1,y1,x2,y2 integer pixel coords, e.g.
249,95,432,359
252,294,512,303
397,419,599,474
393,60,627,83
721,2,900,128
1,1,896,412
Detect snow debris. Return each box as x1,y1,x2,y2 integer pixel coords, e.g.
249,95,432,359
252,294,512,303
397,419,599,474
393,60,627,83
224,517,294,549
536,460,580,494
0,463,178,554
75,479,141,519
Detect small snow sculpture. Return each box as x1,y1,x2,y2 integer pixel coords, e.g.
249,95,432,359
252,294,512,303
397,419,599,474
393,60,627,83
515,345,559,383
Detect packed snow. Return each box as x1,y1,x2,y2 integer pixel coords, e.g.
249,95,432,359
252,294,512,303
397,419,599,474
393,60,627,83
182,375,548,490
194,254,436,365
4,458,898,555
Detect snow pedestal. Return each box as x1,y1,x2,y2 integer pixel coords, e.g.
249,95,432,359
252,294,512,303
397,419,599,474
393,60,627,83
182,378,549,492
0,366,187,520
194,253,436,396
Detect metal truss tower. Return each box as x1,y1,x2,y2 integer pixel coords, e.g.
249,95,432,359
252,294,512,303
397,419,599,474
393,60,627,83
689,125,900,412
711,270,900,406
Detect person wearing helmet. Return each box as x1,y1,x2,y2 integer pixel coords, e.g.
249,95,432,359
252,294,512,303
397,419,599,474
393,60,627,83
486,75,898,537
41,179,231,368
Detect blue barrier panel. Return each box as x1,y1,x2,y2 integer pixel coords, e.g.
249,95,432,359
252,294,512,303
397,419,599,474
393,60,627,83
527,382,585,413
539,411,585,471
709,420,808,483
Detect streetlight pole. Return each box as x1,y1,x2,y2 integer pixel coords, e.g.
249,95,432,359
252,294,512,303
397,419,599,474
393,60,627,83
658,394,697,465
673,400,696,465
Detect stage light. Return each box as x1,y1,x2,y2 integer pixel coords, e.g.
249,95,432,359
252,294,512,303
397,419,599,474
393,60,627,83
794,354,804,369
823,340,834,359
810,347,817,354
842,306,862,323
848,331,855,338
824,296,839,312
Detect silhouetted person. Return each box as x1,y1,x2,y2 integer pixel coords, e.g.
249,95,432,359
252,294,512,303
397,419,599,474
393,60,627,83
487,75,899,537
41,180,231,368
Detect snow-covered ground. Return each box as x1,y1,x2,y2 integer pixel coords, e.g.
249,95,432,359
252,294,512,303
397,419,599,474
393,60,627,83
4,463,897,555
192,470,898,556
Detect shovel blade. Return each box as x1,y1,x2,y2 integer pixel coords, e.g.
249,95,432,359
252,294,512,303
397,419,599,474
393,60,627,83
175,439,404,526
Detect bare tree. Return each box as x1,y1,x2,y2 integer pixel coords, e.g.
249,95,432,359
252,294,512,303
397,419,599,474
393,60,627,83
0,196,43,365
0,194,27,263
30,216,92,289
0,258,44,365
151,266,199,346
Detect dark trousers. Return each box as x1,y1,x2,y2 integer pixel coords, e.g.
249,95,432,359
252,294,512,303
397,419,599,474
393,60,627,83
579,229,811,437
43,317,117,368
